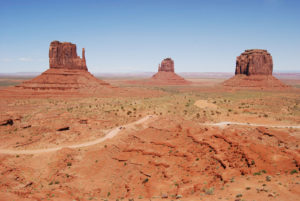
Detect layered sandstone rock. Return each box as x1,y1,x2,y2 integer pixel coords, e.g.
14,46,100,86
224,49,288,88
151,58,189,85
17,41,112,93
235,49,273,76
158,58,174,72
49,41,87,70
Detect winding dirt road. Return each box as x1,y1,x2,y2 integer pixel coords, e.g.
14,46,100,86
0,115,154,155
0,114,298,155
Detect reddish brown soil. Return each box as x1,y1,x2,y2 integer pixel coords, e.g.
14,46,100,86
0,115,299,200
0,78,299,201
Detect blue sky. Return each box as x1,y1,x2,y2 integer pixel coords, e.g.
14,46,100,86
0,0,299,73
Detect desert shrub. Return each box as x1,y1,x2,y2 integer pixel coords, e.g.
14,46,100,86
253,170,266,176
290,169,298,175
253,172,261,176
236,194,243,198
205,187,214,195
266,175,272,181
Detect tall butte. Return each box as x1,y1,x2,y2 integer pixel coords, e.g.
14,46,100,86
151,58,189,85
49,40,88,70
223,49,288,88
17,41,111,93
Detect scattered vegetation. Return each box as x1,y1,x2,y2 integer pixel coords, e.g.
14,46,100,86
290,169,298,175
204,187,214,195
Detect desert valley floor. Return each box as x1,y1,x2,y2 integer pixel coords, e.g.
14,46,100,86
0,76,299,201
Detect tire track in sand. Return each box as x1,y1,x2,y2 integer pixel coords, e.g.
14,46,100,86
0,115,155,155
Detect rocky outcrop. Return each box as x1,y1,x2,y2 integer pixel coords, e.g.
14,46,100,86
16,41,112,93
49,41,87,70
151,58,189,85
235,49,273,76
158,58,174,72
224,49,288,89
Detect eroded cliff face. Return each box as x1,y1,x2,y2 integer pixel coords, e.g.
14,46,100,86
158,58,174,72
49,41,87,71
235,49,273,76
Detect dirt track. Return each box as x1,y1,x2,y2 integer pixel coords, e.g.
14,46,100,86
201,121,300,129
0,115,154,155
1,115,298,155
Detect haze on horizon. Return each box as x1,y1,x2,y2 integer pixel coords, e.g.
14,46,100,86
0,0,300,74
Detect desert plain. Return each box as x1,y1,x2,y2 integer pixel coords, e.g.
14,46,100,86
0,68,300,201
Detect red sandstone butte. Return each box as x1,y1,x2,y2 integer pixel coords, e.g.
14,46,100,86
151,58,189,85
49,41,87,70
224,49,288,88
16,41,111,93
158,58,174,72
235,49,273,76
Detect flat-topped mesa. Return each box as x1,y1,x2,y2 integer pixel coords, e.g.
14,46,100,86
158,58,174,72
235,49,273,76
49,41,87,70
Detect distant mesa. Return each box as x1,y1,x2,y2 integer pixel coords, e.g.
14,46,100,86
16,40,112,93
151,58,189,85
223,49,288,88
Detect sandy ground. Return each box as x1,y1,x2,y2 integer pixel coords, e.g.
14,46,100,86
0,115,155,155
194,99,218,110
0,77,299,200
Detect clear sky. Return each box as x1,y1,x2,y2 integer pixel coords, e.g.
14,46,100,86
0,0,299,73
